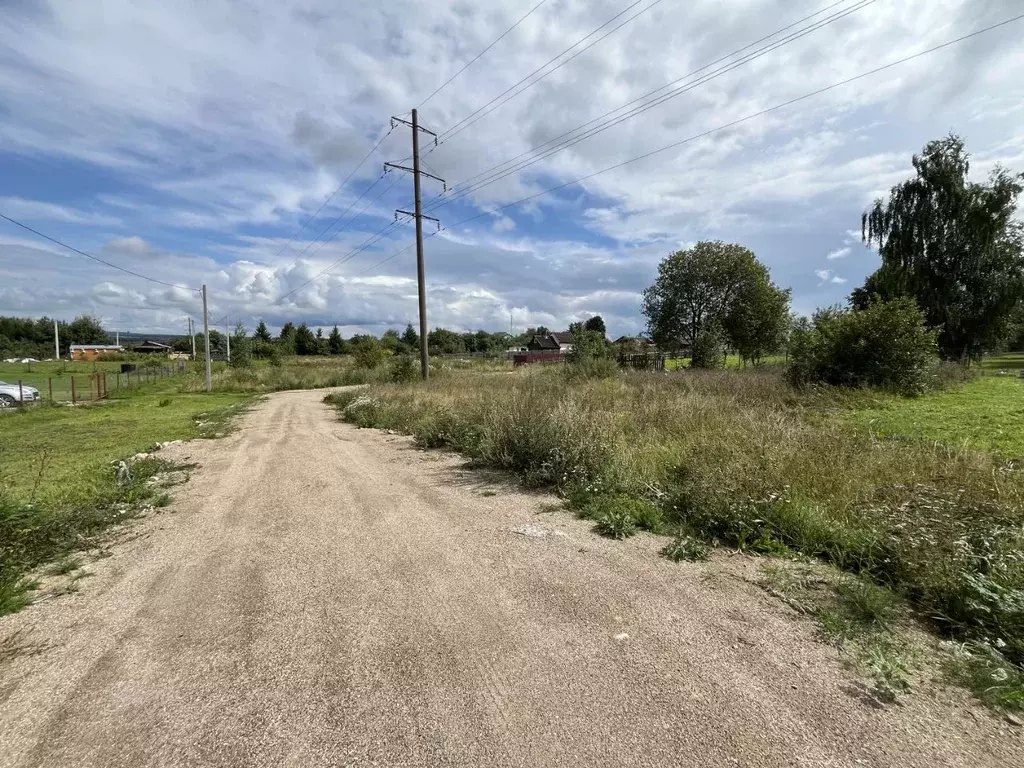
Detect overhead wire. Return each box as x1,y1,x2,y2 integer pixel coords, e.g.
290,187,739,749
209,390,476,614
272,125,396,264
436,0,663,141
426,0,870,211
0,212,197,291
418,0,552,109
344,13,1024,284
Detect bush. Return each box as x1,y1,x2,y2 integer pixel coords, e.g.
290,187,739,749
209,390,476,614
390,354,418,384
353,339,387,370
690,326,726,369
787,298,938,395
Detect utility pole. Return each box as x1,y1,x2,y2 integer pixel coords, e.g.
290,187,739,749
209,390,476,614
225,320,231,364
385,109,445,380
201,285,212,393
54,320,60,360
189,317,196,360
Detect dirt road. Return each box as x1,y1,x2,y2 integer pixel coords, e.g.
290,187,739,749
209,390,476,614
1,390,1020,767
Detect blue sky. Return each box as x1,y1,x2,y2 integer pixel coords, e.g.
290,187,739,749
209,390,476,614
1,0,1023,338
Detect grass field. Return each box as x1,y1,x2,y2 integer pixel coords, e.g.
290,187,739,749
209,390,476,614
0,379,252,612
0,359,197,403
327,364,1024,709
847,375,1024,457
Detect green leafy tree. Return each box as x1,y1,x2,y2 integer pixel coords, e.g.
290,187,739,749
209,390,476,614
278,321,297,354
194,329,227,357
724,277,791,366
67,315,110,345
229,321,252,368
860,134,1024,361
380,328,402,353
428,328,465,354
294,322,318,355
401,323,419,349
642,241,778,366
787,298,938,395
352,337,386,369
583,315,607,335
690,324,726,369
328,326,346,355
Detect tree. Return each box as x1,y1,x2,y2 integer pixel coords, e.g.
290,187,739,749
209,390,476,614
67,316,110,345
428,328,465,354
328,326,346,355
583,315,607,335
253,320,273,343
352,337,386,369
724,278,792,366
230,321,252,368
278,322,297,354
293,322,318,355
381,328,402,353
787,298,938,396
401,323,419,349
642,241,779,366
861,134,1024,362
194,329,227,357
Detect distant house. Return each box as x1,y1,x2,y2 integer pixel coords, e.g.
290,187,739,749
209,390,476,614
133,340,173,355
70,345,123,361
527,331,575,353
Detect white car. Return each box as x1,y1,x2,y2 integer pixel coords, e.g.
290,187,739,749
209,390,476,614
0,380,41,407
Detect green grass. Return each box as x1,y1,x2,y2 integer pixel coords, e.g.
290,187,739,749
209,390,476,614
1,382,252,613
981,352,1024,372
0,359,197,402
665,354,785,371
326,365,1024,709
846,376,1024,458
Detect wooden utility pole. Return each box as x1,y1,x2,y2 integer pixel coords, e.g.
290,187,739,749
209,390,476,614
201,285,212,392
385,111,444,380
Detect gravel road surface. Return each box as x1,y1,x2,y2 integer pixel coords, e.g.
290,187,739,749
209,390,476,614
1,389,1021,767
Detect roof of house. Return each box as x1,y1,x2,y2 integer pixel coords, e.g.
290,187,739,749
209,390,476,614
134,340,173,350
70,345,122,350
550,332,575,345
529,334,561,350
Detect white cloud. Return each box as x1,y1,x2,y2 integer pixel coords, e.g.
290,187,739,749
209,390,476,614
0,0,1021,334
815,269,832,283
826,246,851,260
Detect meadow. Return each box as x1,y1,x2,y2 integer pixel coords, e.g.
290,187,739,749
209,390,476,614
327,362,1024,708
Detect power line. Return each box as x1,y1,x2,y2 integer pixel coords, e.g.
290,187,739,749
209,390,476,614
0,212,197,291
286,13,1024,297
437,0,662,141
272,125,395,262
438,14,1024,233
418,0,552,109
428,0,869,210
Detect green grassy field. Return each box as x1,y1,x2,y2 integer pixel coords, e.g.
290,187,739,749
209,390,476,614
665,354,785,371
0,360,195,403
847,375,1024,457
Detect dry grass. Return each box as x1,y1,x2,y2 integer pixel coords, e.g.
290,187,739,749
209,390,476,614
326,366,1024,709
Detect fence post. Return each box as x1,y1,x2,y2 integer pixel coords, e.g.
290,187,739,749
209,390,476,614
117,373,120,391
71,375,77,405
18,380,23,408
48,377,53,402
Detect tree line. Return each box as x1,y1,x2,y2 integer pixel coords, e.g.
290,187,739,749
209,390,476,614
0,316,109,359
641,133,1024,391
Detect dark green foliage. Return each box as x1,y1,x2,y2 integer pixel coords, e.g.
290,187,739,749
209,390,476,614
787,298,938,396
427,328,465,354
584,315,607,335
0,315,109,359
860,135,1024,361
293,323,318,356
390,354,418,383
229,322,252,368
642,241,790,361
690,325,726,369
353,337,386,369
401,323,419,349
328,326,346,355
252,320,273,343
663,536,710,562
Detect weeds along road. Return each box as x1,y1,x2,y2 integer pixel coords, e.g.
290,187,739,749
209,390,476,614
1,390,1020,768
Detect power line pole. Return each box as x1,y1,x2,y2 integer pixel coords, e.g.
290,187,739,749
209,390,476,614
189,317,196,360
201,285,212,392
385,110,445,380
54,320,60,360
225,319,231,364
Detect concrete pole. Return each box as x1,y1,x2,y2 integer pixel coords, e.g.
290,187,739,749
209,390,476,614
54,320,60,360
202,285,212,393
226,321,231,364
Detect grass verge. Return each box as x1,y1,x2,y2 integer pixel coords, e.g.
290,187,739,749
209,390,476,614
325,366,1024,710
1,384,252,614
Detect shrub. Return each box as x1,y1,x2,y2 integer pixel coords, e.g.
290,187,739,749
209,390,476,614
787,298,938,395
663,535,710,562
690,325,726,369
353,339,387,370
390,354,418,384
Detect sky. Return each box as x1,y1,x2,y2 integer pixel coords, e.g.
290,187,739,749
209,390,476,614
1,0,1023,339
